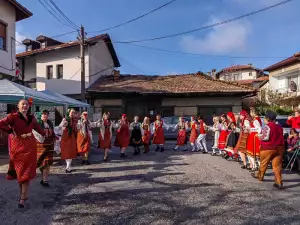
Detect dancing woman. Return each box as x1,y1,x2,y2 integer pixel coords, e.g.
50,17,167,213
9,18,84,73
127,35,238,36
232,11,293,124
224,112,239,160
173,116,188,151
0,99,45,208
60,108,78,173
210,116,220,156
130,116,143,155
98,112,114,161
152,114,169,152
77,111,100,165
142,117,151,154
189,116,198,152
218,114,229,154
115,114,130,158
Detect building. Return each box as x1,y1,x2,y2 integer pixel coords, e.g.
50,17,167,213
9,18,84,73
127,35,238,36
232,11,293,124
16,34,120,98
87,71,255,124
215,64,266,82
0,0,32,78
265,52,300,94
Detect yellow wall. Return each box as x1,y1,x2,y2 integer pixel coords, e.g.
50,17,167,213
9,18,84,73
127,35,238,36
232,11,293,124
269,62,300,77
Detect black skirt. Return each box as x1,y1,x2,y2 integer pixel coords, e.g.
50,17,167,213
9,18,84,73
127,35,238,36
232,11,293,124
226,131,239,148
130,128,142,146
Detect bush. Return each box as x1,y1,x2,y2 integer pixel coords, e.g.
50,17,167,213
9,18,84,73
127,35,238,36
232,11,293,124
255,105,292,116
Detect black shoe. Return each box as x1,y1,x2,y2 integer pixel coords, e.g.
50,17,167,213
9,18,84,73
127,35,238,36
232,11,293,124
202,151,208,154
133,152,138,155
273,183,283,189
18,198,28,209
65,169,72,173
211,152,217,156
120,153,127,158
160,147,164,152
251,172,258,179
241,165,247,169
155,146,160,152
40,180,50,187
81,160,86,165
173,148,177,151
85,161,91,165
183,149,188,152
104,157,108,162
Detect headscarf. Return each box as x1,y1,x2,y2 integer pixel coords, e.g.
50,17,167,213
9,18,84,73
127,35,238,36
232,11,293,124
240,110,251,126
227,112,236,125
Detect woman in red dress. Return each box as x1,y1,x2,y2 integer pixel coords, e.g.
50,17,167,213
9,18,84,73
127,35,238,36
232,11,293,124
60,108,78,173
153,114,168,152
173,116,188,151
218,114,228,154
115,114,130,158
0,99,45,208
142,117,151,154
189,116,198,152
77,111,100,165
98,112,114,161
246,108,262,171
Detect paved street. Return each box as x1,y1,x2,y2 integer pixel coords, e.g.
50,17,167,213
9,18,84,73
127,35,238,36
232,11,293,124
0,140,300,225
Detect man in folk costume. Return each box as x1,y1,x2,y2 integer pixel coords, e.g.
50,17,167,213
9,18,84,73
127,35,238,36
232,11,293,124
246,108,262,172
152,114,169,152
35,110,55,187
98,112,114,161
130,116,143,155
236,110,251,169
60,109,78,173
196,116,208,153
173,116,189,151
218,114,229,155
115,114,130,158
210,116,221,156
224,112,239,160
77,111,100,165
189,116,198,152
142,117,151,154
0,99,46,208
251,110,285,189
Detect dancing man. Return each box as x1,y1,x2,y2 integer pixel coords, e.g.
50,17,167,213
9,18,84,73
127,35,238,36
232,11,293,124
196,116,208,153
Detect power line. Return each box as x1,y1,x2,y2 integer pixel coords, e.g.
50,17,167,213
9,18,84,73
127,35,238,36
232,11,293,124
89,65,115,78
113,0,294,43
50,30,78,38
87,0,178,34
120,43,289,59
118,55,147,74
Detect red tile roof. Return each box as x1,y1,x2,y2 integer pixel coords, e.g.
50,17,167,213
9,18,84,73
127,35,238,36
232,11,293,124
236,76,269,85
88,72,255,95
264,52,300,71
6,0,32,21
216,64,263,78
16,34,120,67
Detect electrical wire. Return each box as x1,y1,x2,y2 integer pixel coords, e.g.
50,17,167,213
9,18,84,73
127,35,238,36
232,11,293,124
89,65,115,78
88,0,178,34
113,0,294,43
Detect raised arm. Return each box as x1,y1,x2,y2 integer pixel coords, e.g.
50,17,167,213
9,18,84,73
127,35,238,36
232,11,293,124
0,114,14,131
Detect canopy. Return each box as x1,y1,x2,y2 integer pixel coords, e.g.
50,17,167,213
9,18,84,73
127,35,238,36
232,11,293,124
41,90,90,108
0,79,65,105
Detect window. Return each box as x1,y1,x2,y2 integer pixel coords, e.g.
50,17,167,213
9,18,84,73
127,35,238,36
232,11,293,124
26,45,32,51
57,64,63,79
223,74,231,81
0,21,7,50
249,72,252,76
41,42,46,48
233,73,241,81
46,65,53,79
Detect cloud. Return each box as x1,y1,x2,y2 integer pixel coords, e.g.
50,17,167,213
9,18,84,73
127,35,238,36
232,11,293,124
15,32,26,53
179,16,251,55
229,0,283,6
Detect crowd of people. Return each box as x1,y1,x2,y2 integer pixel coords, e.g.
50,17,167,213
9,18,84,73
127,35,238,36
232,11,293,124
0,98,299,209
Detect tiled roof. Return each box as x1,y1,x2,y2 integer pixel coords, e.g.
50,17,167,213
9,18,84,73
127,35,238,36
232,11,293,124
88,72,255,94
16,34,121,67
236,76,269,85
6,0,32,21
264,52,300,71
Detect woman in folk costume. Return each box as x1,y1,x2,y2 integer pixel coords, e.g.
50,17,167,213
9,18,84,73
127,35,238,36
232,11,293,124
210,116,221,156
60,108,78,173
224,112,239,160
173,116,189,151
189,116,198,152
130,116,143,155
35,110,55,187
153,114,169,152
246,108,262,172
98,112,114,161
196,116,208,153
0,99,45,208
218,114,229,154
142,117,151,154
77,111,100,165
115,114,130,158
235,110,251,169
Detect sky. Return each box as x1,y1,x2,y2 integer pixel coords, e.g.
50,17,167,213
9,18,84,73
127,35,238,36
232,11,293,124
16,0,300,75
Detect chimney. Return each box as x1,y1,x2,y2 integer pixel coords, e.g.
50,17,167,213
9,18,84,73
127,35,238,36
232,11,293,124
207,71,211,76
113,69,120,81
248,63,253,67
212,69,217,79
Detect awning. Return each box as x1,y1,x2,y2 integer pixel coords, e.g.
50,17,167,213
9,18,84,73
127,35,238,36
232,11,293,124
0,79,65,106
40,90,90,108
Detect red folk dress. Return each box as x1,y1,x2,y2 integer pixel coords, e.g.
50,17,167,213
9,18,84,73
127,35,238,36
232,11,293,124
142,123,151,145
218,122,228,150
246,117,262,157
60,118,78,160
0,112,45,183
176,123,187,146
98,119,112,149
189,122,198,143
153,120,165,145
114,120,130,148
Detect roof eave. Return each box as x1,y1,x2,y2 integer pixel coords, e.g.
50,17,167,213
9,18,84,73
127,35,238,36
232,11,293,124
7,0,33,22
102,34,121,68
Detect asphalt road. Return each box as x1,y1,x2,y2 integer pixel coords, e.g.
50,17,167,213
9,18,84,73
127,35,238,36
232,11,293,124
0,141,300,225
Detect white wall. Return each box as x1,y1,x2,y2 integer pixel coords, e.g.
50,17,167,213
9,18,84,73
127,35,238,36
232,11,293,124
219,70,257,81
88,39,115,85
0,1,16,76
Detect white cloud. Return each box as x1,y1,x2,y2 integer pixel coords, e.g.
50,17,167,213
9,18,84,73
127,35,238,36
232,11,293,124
229,0,283,6
15,32,26,53
179,17,251,55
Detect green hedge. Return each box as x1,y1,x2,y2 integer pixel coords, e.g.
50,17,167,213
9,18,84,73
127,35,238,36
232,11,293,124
255,105,293,116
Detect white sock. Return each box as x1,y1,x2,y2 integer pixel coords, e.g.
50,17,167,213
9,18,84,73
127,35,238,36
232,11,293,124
191,143,195,150
66,159,72,170
174,145,178,150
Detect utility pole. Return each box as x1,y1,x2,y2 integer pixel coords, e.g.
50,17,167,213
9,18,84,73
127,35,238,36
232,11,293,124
80,25,85,102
